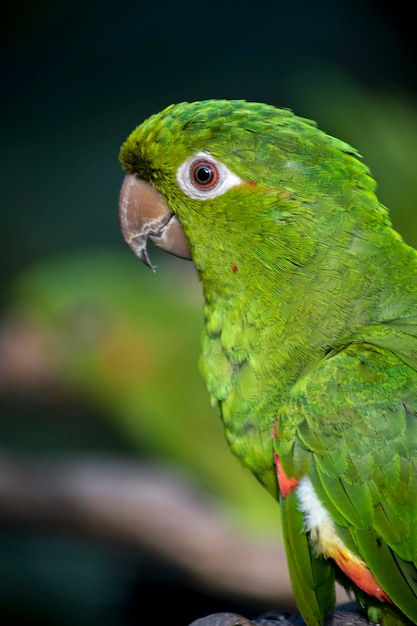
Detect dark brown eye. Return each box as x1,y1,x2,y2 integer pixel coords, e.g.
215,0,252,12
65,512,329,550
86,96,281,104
190,160,219,188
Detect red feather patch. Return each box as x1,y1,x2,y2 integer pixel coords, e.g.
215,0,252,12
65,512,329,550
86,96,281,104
333,544,391,603
273,419,299,497
274,453,299,498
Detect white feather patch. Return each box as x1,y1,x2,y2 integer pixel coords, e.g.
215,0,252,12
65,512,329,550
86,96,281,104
296,476,342,556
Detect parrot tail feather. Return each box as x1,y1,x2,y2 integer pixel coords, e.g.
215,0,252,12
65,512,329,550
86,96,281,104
297,477,391,603
333,544,391,603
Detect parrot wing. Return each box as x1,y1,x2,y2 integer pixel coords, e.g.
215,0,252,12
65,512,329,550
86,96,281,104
275,341,417,625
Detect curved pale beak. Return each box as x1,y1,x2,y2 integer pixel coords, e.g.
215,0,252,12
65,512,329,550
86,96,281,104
118,173,191,270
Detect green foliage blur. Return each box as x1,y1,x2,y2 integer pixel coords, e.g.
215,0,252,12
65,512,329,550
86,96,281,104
1,0,417,624
4,248,279,529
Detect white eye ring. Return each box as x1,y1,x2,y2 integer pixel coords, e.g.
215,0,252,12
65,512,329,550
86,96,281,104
176,151,243,200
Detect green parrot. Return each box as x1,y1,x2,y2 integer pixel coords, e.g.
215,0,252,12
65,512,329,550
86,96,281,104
118,99,417,626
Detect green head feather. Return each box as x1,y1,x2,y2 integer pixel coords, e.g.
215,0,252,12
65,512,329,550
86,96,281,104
119,100,393,274
119,100,404,315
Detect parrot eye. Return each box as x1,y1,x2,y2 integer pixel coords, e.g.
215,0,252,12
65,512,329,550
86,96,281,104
191,161,218,188
176,152,243,200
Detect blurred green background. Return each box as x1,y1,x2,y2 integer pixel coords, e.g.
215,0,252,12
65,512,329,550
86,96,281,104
1,1,417,624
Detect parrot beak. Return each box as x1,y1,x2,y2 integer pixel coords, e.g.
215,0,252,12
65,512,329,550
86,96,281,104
118,173,191,270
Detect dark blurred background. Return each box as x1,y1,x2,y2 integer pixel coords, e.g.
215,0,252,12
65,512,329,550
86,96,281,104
1,1,417,624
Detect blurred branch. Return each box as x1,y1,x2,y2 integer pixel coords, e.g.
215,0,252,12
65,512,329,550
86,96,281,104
0,452,293,606
188,609,368,626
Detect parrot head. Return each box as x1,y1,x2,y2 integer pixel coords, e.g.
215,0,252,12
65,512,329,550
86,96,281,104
118,99,385,283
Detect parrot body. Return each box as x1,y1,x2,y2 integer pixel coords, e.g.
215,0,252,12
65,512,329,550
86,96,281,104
118,100,417,625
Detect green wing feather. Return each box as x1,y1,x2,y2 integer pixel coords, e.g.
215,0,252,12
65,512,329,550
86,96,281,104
280,491,335,626
276,342,417,625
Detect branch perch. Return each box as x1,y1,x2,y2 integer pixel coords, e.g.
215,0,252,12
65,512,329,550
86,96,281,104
0,452,293,605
